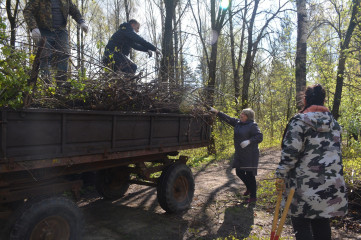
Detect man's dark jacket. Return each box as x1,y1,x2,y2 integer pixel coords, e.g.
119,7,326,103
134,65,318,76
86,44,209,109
104,22,156,56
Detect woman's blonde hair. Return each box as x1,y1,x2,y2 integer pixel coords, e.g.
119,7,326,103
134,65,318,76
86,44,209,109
241,108,255,121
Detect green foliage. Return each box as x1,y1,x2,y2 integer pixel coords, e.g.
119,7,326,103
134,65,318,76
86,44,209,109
256,173,278,208
338,94,361,139
0,17,31,108
67,74,89,101
214,235,239,240
342,140,361,189
214,231,291,240
186,150,216,167
343,140,361,158
344,156,361,188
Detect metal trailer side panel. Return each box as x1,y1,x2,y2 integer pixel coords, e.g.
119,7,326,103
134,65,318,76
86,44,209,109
0,109,211,172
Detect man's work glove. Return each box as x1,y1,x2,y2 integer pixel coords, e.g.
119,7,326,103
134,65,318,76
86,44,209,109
31,28,41,43
275,178,285,192
240,140,250,148
80,22,89,33
155,49,163,58
147,50,153,57
209,107,218,114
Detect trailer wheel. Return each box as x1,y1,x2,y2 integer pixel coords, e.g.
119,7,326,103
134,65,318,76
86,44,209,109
156,164,171,209
9,196,83,240
157,163,195,213
96,167,130,200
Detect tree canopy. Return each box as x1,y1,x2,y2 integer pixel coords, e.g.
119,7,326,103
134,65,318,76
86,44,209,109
1,0,361,141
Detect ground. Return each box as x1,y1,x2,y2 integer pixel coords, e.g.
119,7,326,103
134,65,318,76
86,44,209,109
80,148,360,240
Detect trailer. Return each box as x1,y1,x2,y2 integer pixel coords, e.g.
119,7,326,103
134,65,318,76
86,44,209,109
0,108,212,239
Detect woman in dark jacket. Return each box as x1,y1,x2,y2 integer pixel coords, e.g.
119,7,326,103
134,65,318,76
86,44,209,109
210,107,263,203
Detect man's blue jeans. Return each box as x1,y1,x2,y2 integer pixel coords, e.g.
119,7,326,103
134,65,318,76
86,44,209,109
38,29,70,83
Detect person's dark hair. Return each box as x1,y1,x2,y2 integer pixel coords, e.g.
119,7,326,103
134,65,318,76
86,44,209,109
128,19,139,25
300,84,326,113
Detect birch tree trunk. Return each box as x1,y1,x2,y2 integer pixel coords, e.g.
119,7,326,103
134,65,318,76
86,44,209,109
295,0,307,110
173,8,179,85
228,0,246,111
160,0,177,83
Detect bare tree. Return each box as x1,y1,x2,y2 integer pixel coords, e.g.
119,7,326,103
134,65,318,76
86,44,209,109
173,5,179,84
160,0,178,83
124,0,131,21
76,0,87,79
295,0,307,110
114,0,122,29
178,1,185,85
6,0,20,48
228,1,246,110
331,0,360,119
241,0,288,109
189,0,229,155
190,0,228,106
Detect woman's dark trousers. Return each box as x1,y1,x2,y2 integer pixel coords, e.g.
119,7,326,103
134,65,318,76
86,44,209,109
235,169,257,198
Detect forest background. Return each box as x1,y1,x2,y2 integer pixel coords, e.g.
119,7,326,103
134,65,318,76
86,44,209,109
0,0,360,235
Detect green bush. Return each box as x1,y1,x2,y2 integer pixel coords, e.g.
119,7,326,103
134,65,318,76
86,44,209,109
0,17,31,108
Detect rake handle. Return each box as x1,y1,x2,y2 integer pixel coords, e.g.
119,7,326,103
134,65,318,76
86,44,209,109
275,188,295,239
270,189,283,240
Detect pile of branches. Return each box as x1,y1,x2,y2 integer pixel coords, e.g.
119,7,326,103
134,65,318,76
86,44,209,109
21,40,211,115
28,71,209,115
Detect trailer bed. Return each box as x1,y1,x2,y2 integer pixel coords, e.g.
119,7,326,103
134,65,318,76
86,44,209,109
0,109,211,173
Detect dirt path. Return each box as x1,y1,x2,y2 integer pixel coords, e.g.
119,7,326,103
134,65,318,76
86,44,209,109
81,148,360,240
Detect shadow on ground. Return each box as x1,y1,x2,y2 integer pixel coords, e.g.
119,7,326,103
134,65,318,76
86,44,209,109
217,204,254,238
80,160,256,240
82,195,188,240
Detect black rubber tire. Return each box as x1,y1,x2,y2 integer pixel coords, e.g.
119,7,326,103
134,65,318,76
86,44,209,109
156,164,171,209
96,167,130,200
0,200,25,239
9,196,83,240
156,163,195,213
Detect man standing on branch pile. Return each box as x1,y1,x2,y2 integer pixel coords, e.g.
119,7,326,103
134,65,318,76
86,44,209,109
103,19,161,74
23,0,89,87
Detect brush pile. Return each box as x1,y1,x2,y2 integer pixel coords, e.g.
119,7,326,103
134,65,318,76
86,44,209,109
27,71,209,115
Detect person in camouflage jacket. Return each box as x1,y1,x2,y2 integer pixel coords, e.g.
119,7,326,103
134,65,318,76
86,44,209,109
23,0,88,86
276,84,348,240
23,0,85,32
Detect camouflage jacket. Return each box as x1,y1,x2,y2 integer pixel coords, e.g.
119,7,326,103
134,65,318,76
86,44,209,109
23,0,84,31
276,105,348,218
